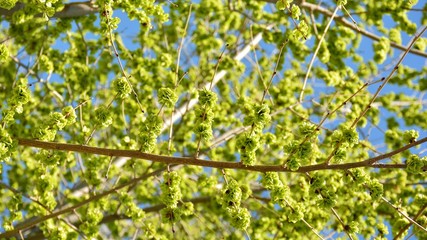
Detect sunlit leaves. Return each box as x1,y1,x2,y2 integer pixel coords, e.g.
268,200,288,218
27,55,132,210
261,172,283,190
406,155,426,174
198,88,217,108
8,78,31,114
158,87,178,107
373,37,390,64
0,44,9,63
0,128,14,161
229,207,251,230
94,106,113,128
276,0,293,10
290,5,301,20
160,171,182,208
293,20,309,40
0,0,426,238
0,0,17,10
113,77,132,99
367,179,383,201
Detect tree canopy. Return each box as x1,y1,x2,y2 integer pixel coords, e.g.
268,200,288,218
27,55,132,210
0,0,427,239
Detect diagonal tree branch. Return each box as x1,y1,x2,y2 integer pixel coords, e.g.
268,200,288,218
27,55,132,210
0,168,164,239
299,1,427,58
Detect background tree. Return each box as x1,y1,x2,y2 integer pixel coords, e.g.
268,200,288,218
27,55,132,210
0,0,427,239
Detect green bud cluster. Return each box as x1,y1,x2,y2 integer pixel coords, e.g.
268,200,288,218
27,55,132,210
159,171,193,224
160,171,182,208
158,87,178,107
138,114,163,152
228,207,251,230
261,172,283,190
261,172,306,224
39,55,54,72
35,150,64,166
35,173,58,210
243,103,271,131
406,154,426,174
236,133,259,166
276,0,293,10
349,169,368,185
329,126,359,163
293,20,309,41
3,194,23,230
114,0,168,29
112,77,132,99
288,203,304,223
389,28,402,44
367,179,383,201
284,137,317,171
160,202,193,224
0,127,15,162
194,89,217,143
238,103,271,165
290,5,301,20
402,129,418,143
94,106,113,128
298,122,318,138
373,37,390,64
0,43,9,62
221,179,251,230
119,192,146,222
79,206,104,237
309,173,337,208
317,188,337,208
33,106,76,141
3,78,31,122
83,157,105,186
262,173,289,206
0,0,17,10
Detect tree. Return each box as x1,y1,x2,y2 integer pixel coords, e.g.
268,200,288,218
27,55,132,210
0,0,426,238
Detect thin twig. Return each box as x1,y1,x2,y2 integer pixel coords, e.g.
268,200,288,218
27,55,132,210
161,25,274,132
351,26,427,128
0,169,164,239
381,197,427,234
394,203,427,239
104,7,145,114
299,5,340,102
331,207,354,240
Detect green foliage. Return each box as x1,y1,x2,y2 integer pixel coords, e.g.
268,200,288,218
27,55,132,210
94,106,113,127
373,37,390,64
276,0,293,10
0,0,17,10
112,77,132,99
160,171,182,208
158,87,178,107
0,0,426,239
406,154,426,174
0,43,9,62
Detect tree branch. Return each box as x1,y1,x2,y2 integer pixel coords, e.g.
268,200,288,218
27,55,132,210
16,136,427,173
2,1,424,58
0,168,164,239
299,1,427,58
0,1,98,18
